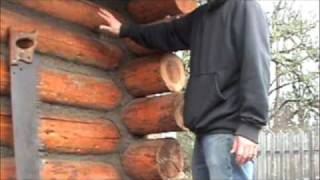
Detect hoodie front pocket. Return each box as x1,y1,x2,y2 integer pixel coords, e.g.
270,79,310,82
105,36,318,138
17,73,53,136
183,73,226,130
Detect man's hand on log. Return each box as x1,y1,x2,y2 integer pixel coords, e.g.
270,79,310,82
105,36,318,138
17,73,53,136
230,136,260,165
98,8,121,37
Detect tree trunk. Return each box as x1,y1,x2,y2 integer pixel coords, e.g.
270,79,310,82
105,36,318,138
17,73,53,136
121,54,186,97
0,8,122,70
121,138,184,180
128,0,197,24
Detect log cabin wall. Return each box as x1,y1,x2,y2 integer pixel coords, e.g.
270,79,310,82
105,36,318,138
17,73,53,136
0,0,197,179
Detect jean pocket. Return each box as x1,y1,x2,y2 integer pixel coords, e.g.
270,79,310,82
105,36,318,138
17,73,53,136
183,72,226,129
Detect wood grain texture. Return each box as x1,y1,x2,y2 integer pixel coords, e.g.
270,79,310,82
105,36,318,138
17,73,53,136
122,93,185,135
9,0,126,29
128,0,197,23
121,54,186,97
0,8,122,70
0,59,122,110
121,138,184,180
0,157,121,180
0,112,120,154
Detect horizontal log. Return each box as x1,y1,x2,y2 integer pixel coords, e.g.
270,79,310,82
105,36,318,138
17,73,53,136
39,69,123,110
9,0,126,29
121,54,186,97
0,114,12,147
0,157,121,180
0,157,16,180
123,38,158,56
0,56,9,95
41,159,121,180
0,8,122,70
122,93,185,135
128,0,197,24
0,59,122,110
121,138,184,180
0,112,120,154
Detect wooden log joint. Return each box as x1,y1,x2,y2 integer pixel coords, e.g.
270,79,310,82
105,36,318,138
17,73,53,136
121,138,184,180
128,0,198,24
121,53,186,97
122,93,185,135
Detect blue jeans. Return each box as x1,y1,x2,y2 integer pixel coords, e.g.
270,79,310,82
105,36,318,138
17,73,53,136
192,134,255,180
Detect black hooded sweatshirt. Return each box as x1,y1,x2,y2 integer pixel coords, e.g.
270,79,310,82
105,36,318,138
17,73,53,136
119,0,270,143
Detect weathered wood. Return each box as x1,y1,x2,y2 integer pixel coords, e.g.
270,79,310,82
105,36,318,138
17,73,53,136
39,115,120,154
41,159,121,180
121,138,184,180
122,93,185,135
0,59,122,110
0,111,120,154
0,8,122,69
9,0,126,29
0,56,9,95
121,54,186,97
39,69,123,110
128,0,197,24
0,157,121,180
0,114,12,147
0,158,16,180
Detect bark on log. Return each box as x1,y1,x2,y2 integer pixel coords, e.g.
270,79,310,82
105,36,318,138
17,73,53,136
121,138,184,180
122,93,185,135
0,112,120,154
0,157,121,180
9,0,126,29
121,54,186,97
0,59,122,110
0,8,122,70
128,0,197,24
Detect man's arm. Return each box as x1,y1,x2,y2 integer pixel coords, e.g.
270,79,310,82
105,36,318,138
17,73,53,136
98,8,195,51
119,14,193,51
233,0,270,143
230,0,271,164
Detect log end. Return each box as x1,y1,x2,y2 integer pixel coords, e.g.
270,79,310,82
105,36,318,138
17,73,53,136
160,54,186,93
156,138,184,179
175,0,198,14
121,138,184,180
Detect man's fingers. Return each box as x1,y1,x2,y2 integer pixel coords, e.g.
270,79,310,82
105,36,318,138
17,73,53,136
99,8,113,18
235,144,244,164
98,12,110,21
230,137,238,154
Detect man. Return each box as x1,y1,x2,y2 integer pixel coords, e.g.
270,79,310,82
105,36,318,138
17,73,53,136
98,0,270,179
